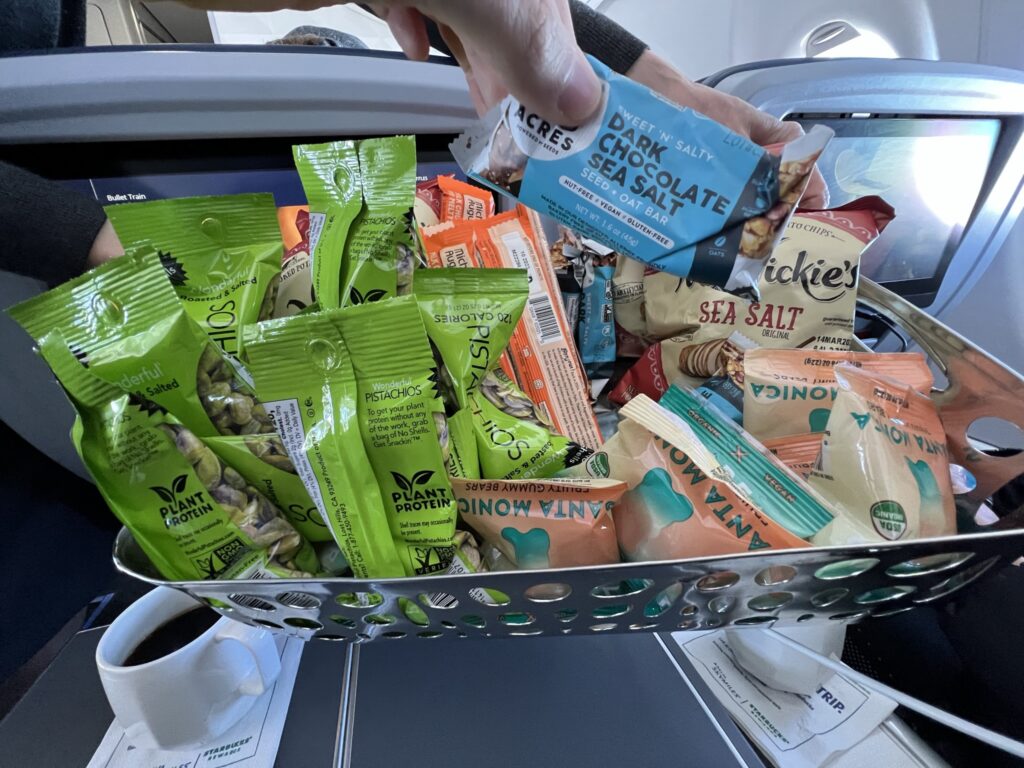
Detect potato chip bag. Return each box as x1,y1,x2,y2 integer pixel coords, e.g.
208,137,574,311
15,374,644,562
810,365,956,545
743,349,934,440
454,477,624,569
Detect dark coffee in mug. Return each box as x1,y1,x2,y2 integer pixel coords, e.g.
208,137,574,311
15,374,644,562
123,608,219,666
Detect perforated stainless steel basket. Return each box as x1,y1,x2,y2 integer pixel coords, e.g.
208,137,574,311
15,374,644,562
112,280,1024,642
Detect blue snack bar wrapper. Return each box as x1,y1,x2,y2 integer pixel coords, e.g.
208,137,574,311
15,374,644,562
451,56,832,294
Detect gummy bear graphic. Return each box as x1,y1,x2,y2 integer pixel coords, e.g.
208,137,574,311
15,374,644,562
636,468,694,529
808,408,832,432
906,457,943,524
502,528,551,569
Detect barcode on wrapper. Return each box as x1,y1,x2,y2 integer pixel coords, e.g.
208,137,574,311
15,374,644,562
528,296,562,344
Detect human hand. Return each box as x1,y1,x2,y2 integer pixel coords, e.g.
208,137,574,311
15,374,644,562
87,219,124,268
626,50,828,208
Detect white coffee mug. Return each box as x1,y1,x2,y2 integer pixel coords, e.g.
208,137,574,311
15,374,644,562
96,587,281,750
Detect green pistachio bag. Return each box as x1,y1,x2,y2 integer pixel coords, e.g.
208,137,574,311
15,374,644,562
293,140,363,309
105,194,283,357
340,136,417,307
337,296,458,575
242,312,406,578
203,433,333,543
469,388,592,479
38,332,318,580
413,267,528,408
9,252,274,442
445,407,481,479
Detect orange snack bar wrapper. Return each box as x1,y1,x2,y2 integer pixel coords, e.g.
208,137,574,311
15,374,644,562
438,175,495,222
474,206,603,449
454,477,624,569
420,220,482,269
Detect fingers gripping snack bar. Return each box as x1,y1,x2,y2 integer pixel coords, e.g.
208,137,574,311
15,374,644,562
454,477,625,569
742,349,934,441
38,332,318,580
105,194,284,356
657,386,835,539
572,398,808,560
452,55,832,293
810,365,956,545
9,252,276,444
337,296,459,576
242,312,406,578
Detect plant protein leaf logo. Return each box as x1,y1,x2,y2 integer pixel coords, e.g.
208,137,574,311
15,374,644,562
151,473,215,528
870,500,907,540
390,469,451,512
159,250,188,287
349,286,388,305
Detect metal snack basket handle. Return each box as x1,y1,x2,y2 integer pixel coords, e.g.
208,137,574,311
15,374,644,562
858,278,1024,513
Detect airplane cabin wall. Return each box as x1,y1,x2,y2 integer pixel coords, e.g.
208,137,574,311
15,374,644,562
600,0,1024,76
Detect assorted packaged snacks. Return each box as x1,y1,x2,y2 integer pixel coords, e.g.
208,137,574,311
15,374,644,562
452,55,831,293
38,332,318,581
413,267,528,408
759,197,894,350
437,174,495,222
338,296,459,575
202,433,332,543
810,366,956,545
242,311,406,578
453,477,625,568
742,349,934,440
571,397,808,560
273,205,315,317
105,194,283,356
9,252,274,442
420,219,483,269
609,195,894,406
656,386,835,539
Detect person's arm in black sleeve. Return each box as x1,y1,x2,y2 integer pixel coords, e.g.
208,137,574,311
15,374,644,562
0,161,122,285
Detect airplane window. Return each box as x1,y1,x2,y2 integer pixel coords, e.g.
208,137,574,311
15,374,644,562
811,29,898,59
